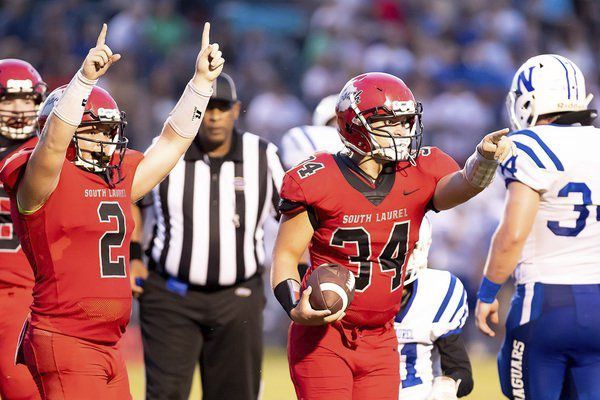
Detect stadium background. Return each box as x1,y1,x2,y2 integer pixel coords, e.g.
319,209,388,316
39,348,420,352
2,0,599,398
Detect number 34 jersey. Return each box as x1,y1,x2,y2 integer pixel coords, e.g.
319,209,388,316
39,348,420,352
0,148,144,345
279,149,459,327
499,125,600,285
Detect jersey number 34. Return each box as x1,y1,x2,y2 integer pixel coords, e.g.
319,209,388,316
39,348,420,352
330,222,409,292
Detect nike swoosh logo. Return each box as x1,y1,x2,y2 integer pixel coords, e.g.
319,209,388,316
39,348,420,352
403,188,421,196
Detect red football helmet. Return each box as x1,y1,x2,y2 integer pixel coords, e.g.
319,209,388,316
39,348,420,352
38,85,128,181
0,59,47,139
335,72,423,162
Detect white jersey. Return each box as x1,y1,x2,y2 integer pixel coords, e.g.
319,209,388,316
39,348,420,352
498,124,600,284
279,125,344,169
395,269,468,400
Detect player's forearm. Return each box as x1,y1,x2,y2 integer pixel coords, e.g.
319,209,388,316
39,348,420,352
271,252,302,288
44,69,98,155
271,212,313,287
432,171,482,210
131,203,144,243
131,130,192,200
131,79,213,200
483,225,526,284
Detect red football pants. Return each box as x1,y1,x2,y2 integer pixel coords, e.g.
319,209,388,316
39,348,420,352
288,321,400,400
21,326,131,400
0,287,40,400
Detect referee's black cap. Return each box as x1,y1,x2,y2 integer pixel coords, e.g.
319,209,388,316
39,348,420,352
211,73,238,104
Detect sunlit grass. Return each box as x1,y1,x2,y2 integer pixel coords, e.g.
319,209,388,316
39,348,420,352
128,347,505,399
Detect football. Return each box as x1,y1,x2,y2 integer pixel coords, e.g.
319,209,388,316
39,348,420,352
306,263,355,314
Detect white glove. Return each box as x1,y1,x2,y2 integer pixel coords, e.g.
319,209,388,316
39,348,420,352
426,376,460,400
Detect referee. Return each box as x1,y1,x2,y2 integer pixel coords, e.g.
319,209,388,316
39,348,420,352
130,73,284,400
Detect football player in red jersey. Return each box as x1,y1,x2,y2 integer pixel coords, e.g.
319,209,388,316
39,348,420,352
272,72,514,400
0,59,46,400
0,23,223,399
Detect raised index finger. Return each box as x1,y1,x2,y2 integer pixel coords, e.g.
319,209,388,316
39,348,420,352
96,23,107,47
201,22,210,51
488,128,510,143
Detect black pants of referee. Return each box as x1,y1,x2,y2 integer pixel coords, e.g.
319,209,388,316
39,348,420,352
139,270,265,400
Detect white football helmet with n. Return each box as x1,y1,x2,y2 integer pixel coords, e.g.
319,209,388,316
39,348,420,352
404,216,432,286
507,54,594,130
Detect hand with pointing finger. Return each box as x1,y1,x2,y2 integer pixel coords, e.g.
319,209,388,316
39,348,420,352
477,128,516,163
192,22,225,91
81,23,121,81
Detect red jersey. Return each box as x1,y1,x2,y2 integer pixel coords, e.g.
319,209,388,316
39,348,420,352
279,148,459,327
0,136,38,289
1,149,144,345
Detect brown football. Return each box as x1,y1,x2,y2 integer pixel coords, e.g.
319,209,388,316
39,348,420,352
306,263,355,314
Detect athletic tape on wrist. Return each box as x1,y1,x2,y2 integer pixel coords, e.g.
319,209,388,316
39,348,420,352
274,279,301,319
462,149,499,189
166,81,212,139
477,277,502,303
52,69,97,127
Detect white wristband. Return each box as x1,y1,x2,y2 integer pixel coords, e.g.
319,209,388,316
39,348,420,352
166,81,212,139
462,149,499,189
52,69,97,127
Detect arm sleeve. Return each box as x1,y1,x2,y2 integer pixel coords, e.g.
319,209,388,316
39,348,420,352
498,131,558,192
435,333,474,397
278,172,308,215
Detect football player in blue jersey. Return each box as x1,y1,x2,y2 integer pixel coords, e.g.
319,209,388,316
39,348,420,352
476,54,600,399
395,217,473,400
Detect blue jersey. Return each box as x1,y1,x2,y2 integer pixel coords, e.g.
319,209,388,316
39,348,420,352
497,124,600,399
394,269,468,399
499,124,600,285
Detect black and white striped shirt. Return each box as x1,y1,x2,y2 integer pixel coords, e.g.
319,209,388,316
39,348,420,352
147,129,284,288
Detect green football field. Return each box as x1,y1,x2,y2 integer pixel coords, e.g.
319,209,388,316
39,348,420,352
127,347,506,399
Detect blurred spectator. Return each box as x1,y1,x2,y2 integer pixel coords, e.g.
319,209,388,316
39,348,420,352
245,79,308,145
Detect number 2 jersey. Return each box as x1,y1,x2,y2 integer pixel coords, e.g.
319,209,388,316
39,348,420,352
499,124,600,285
395,269,468,400
279,149,459,327
0,148,144,345
0,136,37,290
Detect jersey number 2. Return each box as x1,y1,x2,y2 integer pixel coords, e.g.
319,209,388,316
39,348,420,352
330,222,409,292
98,202,127,277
